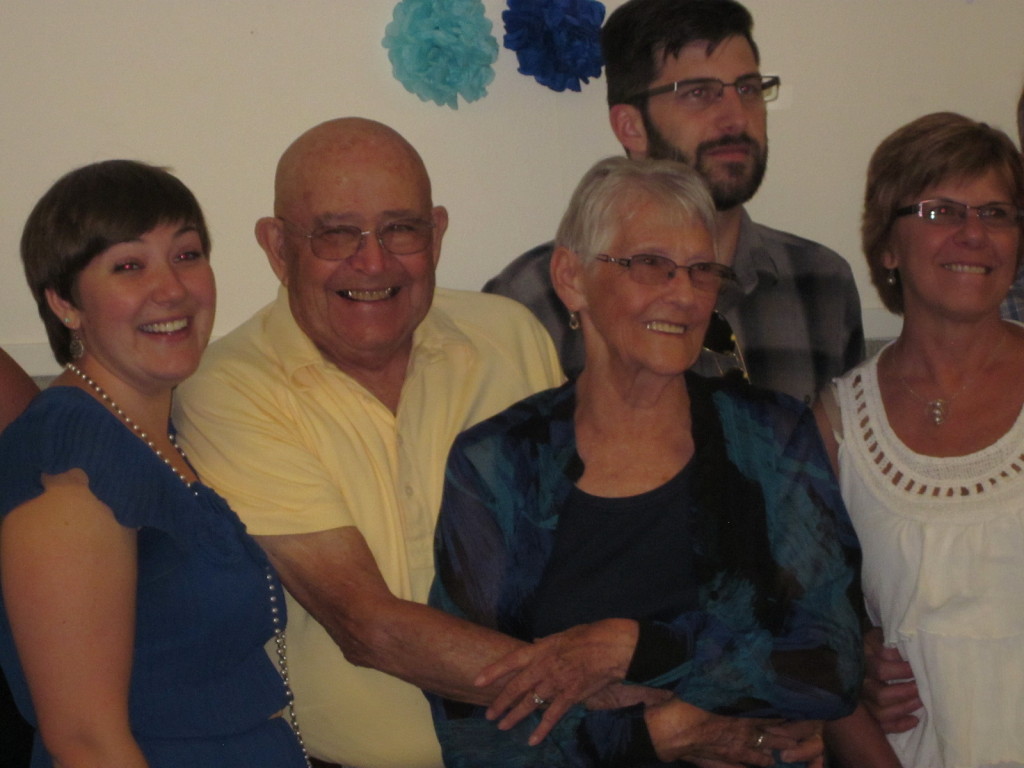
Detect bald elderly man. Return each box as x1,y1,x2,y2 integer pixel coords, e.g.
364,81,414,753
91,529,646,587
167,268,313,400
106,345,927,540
174,118,563,767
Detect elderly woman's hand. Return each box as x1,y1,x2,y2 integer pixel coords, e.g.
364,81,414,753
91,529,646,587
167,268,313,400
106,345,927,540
474,618,639,744
646,698,824,768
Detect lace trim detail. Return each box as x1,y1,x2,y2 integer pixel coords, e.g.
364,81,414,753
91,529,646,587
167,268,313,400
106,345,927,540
847,368,1024,502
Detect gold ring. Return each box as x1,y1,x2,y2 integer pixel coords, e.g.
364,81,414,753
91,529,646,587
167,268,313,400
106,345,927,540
532,692,548,707
754,732,767,749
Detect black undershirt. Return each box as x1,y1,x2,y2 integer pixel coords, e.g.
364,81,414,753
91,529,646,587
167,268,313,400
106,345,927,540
530,463,699,639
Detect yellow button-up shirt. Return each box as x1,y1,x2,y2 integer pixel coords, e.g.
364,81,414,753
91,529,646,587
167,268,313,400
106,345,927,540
175,286,562,767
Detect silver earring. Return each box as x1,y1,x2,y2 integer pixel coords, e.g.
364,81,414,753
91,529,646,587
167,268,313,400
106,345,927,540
886,269,898,286
69,331,84,360
568,311,580,331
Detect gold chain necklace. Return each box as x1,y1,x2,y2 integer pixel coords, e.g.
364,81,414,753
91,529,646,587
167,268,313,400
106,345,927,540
895,334,1006,426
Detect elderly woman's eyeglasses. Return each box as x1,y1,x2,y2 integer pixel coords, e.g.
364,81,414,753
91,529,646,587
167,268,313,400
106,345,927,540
632,75,780,110
595,254,736,292
895,200,1023,229
279,217,435,261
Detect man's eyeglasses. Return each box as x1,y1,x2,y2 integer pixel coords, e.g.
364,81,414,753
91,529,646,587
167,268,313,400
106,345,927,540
279,217,435,261
895,199,1023,229
595,253,736,292
632,75,780,110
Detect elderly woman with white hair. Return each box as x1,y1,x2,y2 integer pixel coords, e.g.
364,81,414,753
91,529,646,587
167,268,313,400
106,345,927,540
427,156,864,767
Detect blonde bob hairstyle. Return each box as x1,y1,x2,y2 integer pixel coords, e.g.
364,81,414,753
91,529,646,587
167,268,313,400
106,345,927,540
863,112,1024,315
555,156,718,261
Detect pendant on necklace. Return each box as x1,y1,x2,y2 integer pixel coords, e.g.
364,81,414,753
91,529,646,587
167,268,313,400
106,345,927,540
928,399,948,426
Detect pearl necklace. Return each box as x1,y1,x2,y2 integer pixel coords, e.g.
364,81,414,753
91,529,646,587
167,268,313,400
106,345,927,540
65,363,192,486
268,568,310,765
67,363,311,763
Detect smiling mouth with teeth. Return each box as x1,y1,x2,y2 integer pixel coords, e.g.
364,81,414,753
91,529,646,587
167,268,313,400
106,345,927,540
140,318,189,333
339,288,399,301
944,264,991,275
645,320,688,334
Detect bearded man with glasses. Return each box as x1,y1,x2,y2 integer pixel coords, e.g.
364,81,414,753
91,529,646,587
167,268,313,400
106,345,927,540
485,0,865,405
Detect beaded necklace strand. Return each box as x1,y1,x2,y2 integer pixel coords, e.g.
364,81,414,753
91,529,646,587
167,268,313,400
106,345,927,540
66,362,191,485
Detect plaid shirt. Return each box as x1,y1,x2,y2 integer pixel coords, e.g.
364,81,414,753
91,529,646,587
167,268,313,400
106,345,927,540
484,210,865,405
1001,273,1024,321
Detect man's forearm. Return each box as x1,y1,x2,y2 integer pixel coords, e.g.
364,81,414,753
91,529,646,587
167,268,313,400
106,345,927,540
258,528,527,706
328,591,527,705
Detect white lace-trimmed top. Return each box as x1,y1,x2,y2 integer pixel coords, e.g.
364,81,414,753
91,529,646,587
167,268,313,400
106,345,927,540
835,346,1024,768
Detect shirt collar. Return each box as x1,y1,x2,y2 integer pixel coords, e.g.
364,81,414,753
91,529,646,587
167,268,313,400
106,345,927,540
264,284,473,388
719,209,778,311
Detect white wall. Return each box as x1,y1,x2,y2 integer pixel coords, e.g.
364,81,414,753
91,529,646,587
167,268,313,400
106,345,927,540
3,0,1022,376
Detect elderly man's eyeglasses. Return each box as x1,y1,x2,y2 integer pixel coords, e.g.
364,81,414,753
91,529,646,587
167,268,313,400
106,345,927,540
895,199,1023,229
595,253,736,292
279,217,435,261
633,75,780,109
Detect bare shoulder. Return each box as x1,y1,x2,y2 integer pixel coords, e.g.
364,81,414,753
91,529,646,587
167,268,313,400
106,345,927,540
4,468,126,535
0,347,39,432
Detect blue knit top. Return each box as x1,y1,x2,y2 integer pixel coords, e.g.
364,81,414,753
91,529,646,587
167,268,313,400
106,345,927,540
0,387,306,767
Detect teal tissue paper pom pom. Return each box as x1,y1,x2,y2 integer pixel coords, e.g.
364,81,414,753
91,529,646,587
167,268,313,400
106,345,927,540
383,0,499,109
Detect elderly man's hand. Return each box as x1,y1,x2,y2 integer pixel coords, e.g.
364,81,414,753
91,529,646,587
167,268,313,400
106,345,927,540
862,626,922,733
474,618,639,745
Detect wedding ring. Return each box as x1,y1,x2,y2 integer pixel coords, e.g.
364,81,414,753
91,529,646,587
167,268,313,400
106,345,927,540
531,692,549,707
754,732,767,749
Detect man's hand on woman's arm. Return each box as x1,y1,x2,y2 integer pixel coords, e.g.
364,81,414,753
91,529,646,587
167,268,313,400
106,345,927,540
862,626,922,734
473,618,645,744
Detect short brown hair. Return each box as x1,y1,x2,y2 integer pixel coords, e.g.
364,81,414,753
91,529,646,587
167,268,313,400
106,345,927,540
602,0,758,108
862,112,1024,314
21,160,210,364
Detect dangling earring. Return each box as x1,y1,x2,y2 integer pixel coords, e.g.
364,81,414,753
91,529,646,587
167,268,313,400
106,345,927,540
568,310,580,331
63,317,84,360
69,330,84,360
886,268,898,286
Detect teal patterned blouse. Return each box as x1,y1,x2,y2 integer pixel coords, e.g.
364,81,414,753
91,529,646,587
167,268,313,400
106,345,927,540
429,374,863,767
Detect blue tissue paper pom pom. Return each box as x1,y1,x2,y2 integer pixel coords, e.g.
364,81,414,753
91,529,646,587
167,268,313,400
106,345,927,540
502,0,605,93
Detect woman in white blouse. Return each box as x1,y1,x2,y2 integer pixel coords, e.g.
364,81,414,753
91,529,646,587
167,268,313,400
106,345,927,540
818,112,1024,768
